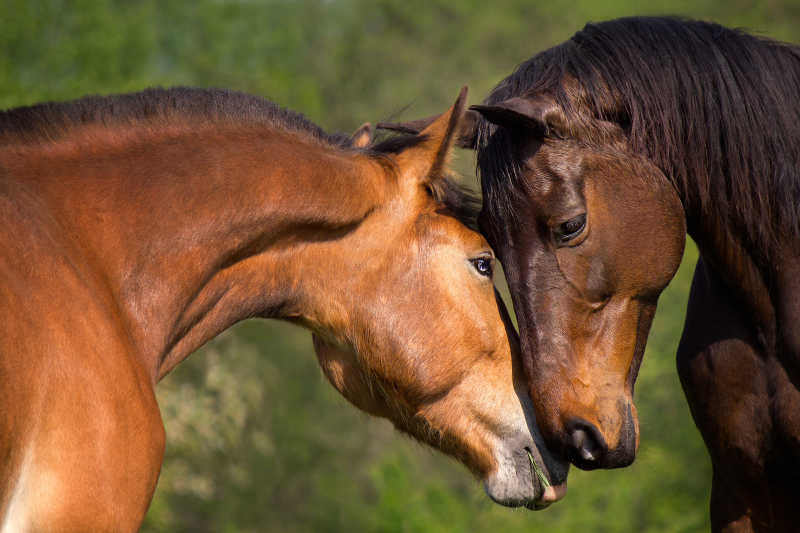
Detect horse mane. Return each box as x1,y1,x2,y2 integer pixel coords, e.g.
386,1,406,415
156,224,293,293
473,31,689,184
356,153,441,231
0,87,479,229
0,87,353,148
428,176,480,231
478,16,800,255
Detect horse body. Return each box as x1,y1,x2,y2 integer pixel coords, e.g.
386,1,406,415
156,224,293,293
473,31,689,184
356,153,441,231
0,88,567,531
462,17,800,532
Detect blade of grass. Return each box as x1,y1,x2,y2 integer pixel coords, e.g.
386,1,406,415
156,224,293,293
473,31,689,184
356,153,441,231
527,450,551,489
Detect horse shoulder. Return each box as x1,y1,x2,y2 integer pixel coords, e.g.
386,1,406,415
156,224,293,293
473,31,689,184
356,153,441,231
0,195,164,531
0,297,165,532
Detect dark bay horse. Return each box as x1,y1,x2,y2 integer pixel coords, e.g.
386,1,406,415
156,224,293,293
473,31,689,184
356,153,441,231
382,15,800,533
0,86,567,531
469,17,800,533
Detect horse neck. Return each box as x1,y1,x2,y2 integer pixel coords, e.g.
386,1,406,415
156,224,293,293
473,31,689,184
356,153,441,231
13,121,390,380
688,213,774,322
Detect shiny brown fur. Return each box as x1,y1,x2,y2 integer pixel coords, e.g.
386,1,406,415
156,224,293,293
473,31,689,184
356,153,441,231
466,17,800,532
0,87,567,531
475,125,685,468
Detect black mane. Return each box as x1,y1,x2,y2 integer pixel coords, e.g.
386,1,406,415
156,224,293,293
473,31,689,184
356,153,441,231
478,16,800,255
0,87,352,148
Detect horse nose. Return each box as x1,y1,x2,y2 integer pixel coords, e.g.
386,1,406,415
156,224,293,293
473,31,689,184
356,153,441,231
566,419,608,470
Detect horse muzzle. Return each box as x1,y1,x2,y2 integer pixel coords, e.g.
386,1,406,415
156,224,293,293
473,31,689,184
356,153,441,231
483,436,570,509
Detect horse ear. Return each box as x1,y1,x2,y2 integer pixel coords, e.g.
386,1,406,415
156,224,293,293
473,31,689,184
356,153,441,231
391,86,470,184
377,107,479,149
349,122,373,148
470,96,566,136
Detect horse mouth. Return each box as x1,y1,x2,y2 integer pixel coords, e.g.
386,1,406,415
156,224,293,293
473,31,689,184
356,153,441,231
527,481,569,510
525,447,568,509
484,445,569,509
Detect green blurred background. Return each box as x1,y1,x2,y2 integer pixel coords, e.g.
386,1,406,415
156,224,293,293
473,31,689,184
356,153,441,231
3,1,799,531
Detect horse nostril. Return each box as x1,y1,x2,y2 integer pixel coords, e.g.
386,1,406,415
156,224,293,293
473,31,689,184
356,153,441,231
566,420,608,469
570,427,601,462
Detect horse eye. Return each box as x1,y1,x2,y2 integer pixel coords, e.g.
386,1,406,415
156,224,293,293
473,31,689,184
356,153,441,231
470,256,494,278
554,213,587,243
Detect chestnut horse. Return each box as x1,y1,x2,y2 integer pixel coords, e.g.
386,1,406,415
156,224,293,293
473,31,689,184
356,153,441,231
383,15,800,533
0,87,567,531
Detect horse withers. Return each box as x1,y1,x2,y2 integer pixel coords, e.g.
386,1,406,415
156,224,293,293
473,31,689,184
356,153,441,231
0,87,567,531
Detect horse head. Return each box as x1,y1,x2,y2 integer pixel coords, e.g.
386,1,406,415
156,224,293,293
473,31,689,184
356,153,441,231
310,88,569,505
470,93,686,469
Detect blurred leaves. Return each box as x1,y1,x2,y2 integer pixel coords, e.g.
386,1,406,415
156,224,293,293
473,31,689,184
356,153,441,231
3,1,800,531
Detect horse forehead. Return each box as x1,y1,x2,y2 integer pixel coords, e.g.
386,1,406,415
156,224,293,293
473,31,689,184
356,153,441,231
520,140,585,195
539,141,583,173
416,210,487,250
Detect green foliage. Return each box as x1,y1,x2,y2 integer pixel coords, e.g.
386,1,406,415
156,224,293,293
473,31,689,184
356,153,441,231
3,1,799,531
